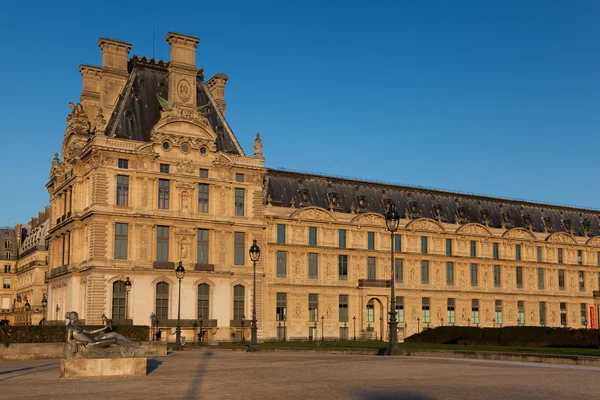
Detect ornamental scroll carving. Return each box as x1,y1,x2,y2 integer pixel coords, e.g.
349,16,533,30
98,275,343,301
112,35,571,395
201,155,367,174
150,131,217,153
503,228,535,241
406,218,443,232
351,213,385,226
546,232,577,244
457,223,491,236
293,208,336,222
176,159,195,174
586,236,600,246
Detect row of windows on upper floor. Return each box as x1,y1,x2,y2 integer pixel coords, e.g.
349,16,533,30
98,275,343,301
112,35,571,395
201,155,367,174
117,159,246,183
276,225,600,266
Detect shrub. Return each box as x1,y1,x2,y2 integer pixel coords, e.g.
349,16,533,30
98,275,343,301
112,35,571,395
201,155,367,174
0,325,150,344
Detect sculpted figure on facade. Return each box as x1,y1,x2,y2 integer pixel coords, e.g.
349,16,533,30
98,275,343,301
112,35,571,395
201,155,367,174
253,133,263,158
180,239,188,260
66,102,90,134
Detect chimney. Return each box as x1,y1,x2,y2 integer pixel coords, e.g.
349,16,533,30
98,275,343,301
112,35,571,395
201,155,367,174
31,217,38,228
78,64,101,121
166,32,200,108
97,38,132,117
207,73,228,117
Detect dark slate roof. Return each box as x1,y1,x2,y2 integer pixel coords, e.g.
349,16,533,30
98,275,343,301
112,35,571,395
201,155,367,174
105,56,243,155
265,169,600,238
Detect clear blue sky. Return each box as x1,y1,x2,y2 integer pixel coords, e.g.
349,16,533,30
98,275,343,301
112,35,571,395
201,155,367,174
0,0,598,226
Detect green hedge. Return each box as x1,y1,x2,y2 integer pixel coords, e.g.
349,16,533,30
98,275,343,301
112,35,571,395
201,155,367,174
0,325,150,344
405,326,600,348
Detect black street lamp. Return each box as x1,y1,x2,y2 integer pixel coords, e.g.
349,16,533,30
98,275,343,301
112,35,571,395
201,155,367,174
199,317,204,343
174,261,185,351
321,316,325,342
124,277,132,325
313,320,317,341
41,295,47,325
384,202,400,355
248,240,260,352
241,315,245,344
353,316,356,341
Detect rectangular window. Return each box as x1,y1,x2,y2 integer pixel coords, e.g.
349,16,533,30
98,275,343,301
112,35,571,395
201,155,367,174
277,224,286,244
578,250,583,265
560,302,567,326
160,164,169,173
421,236,428,254
367,257,376,280
495,300,503,325
515,244,521,261
598,251,600,266
516,266,523,289
156,226,169,262
394,234,401,252
368,232,375,250
537,268,544,290
470,240,477,257
558,269,565,290
537,246,542,262
517,301,525,325
339,229,346,248
470,263,478,287
472,299,480,324
116,175,129,206
494,265,501,288
558,248,563,264
308,294,318,322
234,188,245,216
197,229,209,264
308,253,318,279
447,298,455,324
446,262,454,285
422,298,430,324
493,243,499,260
395,258,403,282
276,293,287,321
114,223,128,260
421,260,430,284
366,301,374,323
580,303,587,326
338,255,348,280
579,271,585,292
396,296,404,323
234,232,245,265
309,227,317,246
158,179,170,209
118,159,128,169
539,302,547,326
598,272,600,291
235,173,244,183
446,239,452,256
276,251,287,278
3,265,10,273
3,278,11,289
199,168,209,178
339,295,349,322
198,184,209,213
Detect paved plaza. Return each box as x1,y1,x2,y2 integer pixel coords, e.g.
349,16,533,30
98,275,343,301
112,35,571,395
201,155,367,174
1,351,599,399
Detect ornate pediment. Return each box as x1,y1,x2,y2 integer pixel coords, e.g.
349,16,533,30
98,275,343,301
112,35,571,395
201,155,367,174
291,207,337,222
351,212,385,226
585,236,600,246
174,228,196,237
457,223,492,236
406,218,444,232
503,228,536,241
545,232,577,244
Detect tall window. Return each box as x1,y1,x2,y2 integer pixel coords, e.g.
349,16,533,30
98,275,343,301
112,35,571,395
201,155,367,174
338,230,346,248
421,237,428,254
558,248,563,264
367,257,376,280
470,263,478,287
517,301,525,325
158,179,170,209
308,253,318,279
308,294,318,322
394,234,401,252
516,266,523,289
198,184,209,213
155,282,169,321
494,265,501,288
3,278,10,289
537,246,542,262
198,284,210,320
560,302,567,326
537,268,544,290
396,297,404,323
515,244,521,261
495,300,503,325
598,252,600,266
276,224,286,244
114,223,128,260
539,302,547,326
558,269,565,290
112,281,126,320
116,175,129,206
578,271,585,292
472,299,480,324
578,250,583,265
233,285,245,320
367,232,375,250
493,243,499,260
421,260,429,284
580,303,587,326
470,240,477,257
156,226,169,262
197,229,209,264
276,251,287,278
234,232,245,265
446,262,454,285
338,255,348,280
422,298,430,324
447,298,455,324
366,300,374,323
395,259,403,283
234,188,245,216
276,292,287,321
339,295,348,322
308,227,317,246
446,239,452,256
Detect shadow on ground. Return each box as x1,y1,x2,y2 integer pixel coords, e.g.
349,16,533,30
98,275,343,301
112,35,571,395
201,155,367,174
186,351,212,400
356,390,436,400
0,363,56,382
147,359,163,374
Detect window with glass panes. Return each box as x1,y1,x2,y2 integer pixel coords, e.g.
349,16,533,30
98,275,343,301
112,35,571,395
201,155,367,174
199,168,208,178
493,243,499,259
116,175,129,206
446,239,452,256
276,293,287,321
515,244,521,261
308,253,318,279
470,241,477,257
366,300,374,322
338,255,348,280
421,236,428,254
158,179,170,209
537,246,542,262
276,251,287,278
446,262,454,285
395,258,403,282
422,298,430,323
421,260,429,284
234,232,245,265
517,301,525,324
112,281,126,320
156,226,169,262
537,268,544,290
155,282,169,320
309,227,317,246
367,257,376,280
559,269,565,290
580,303,587,326
495,300,503,325
560,302,567,325
394,234,401,251
578,250,583,265
277,224,286,244
118,159,128,169
198,184,209,213
338,229,346,248
472,299,480,324
233,285,245,320
396,296,404,323
447,298,455,324
558,248,563,264
367,232,375,250
235,173,244,182
579,271,585,291
470,264,478,286
114,223,128,260
494,265,501,288
160,164,169,173
516,266,523,288
234,188,245,216
198,284,210,320
539,302,547,325
339,295,348,322
308,294,318,322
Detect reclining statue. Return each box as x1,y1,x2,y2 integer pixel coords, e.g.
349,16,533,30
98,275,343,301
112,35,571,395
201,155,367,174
65,311,142,359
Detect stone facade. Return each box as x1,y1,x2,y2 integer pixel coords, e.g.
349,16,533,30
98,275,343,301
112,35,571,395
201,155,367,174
39,31,600,343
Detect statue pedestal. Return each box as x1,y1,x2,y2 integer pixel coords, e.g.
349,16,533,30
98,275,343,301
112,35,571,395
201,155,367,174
61,357,147,378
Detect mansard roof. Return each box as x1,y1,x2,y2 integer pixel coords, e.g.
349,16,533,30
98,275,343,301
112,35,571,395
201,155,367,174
104,56,243,155
0,227,17,260
19,220,49,254
265,169,600,238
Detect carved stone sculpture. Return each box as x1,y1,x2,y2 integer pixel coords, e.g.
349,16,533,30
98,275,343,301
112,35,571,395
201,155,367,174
253,133,263,158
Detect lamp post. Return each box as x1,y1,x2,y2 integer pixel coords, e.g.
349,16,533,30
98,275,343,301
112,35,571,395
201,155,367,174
248,240,260,352
241,315,245,344
384,203,400,355
321,316,325,342
313,320,317,341
174,261,185,351
124,277,132,326
417,317,420,333
41,295,47,326
493,318,496,328
379,316,383,341
199,317,203,343
353,316,356,341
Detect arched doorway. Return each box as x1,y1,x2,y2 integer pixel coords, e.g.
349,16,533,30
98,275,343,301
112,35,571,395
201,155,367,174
365,298,385,341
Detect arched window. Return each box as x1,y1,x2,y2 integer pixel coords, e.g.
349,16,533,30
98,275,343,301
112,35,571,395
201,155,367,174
112,281,126,320
233,285,245,320
156,282,169,321
198,284,210,320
